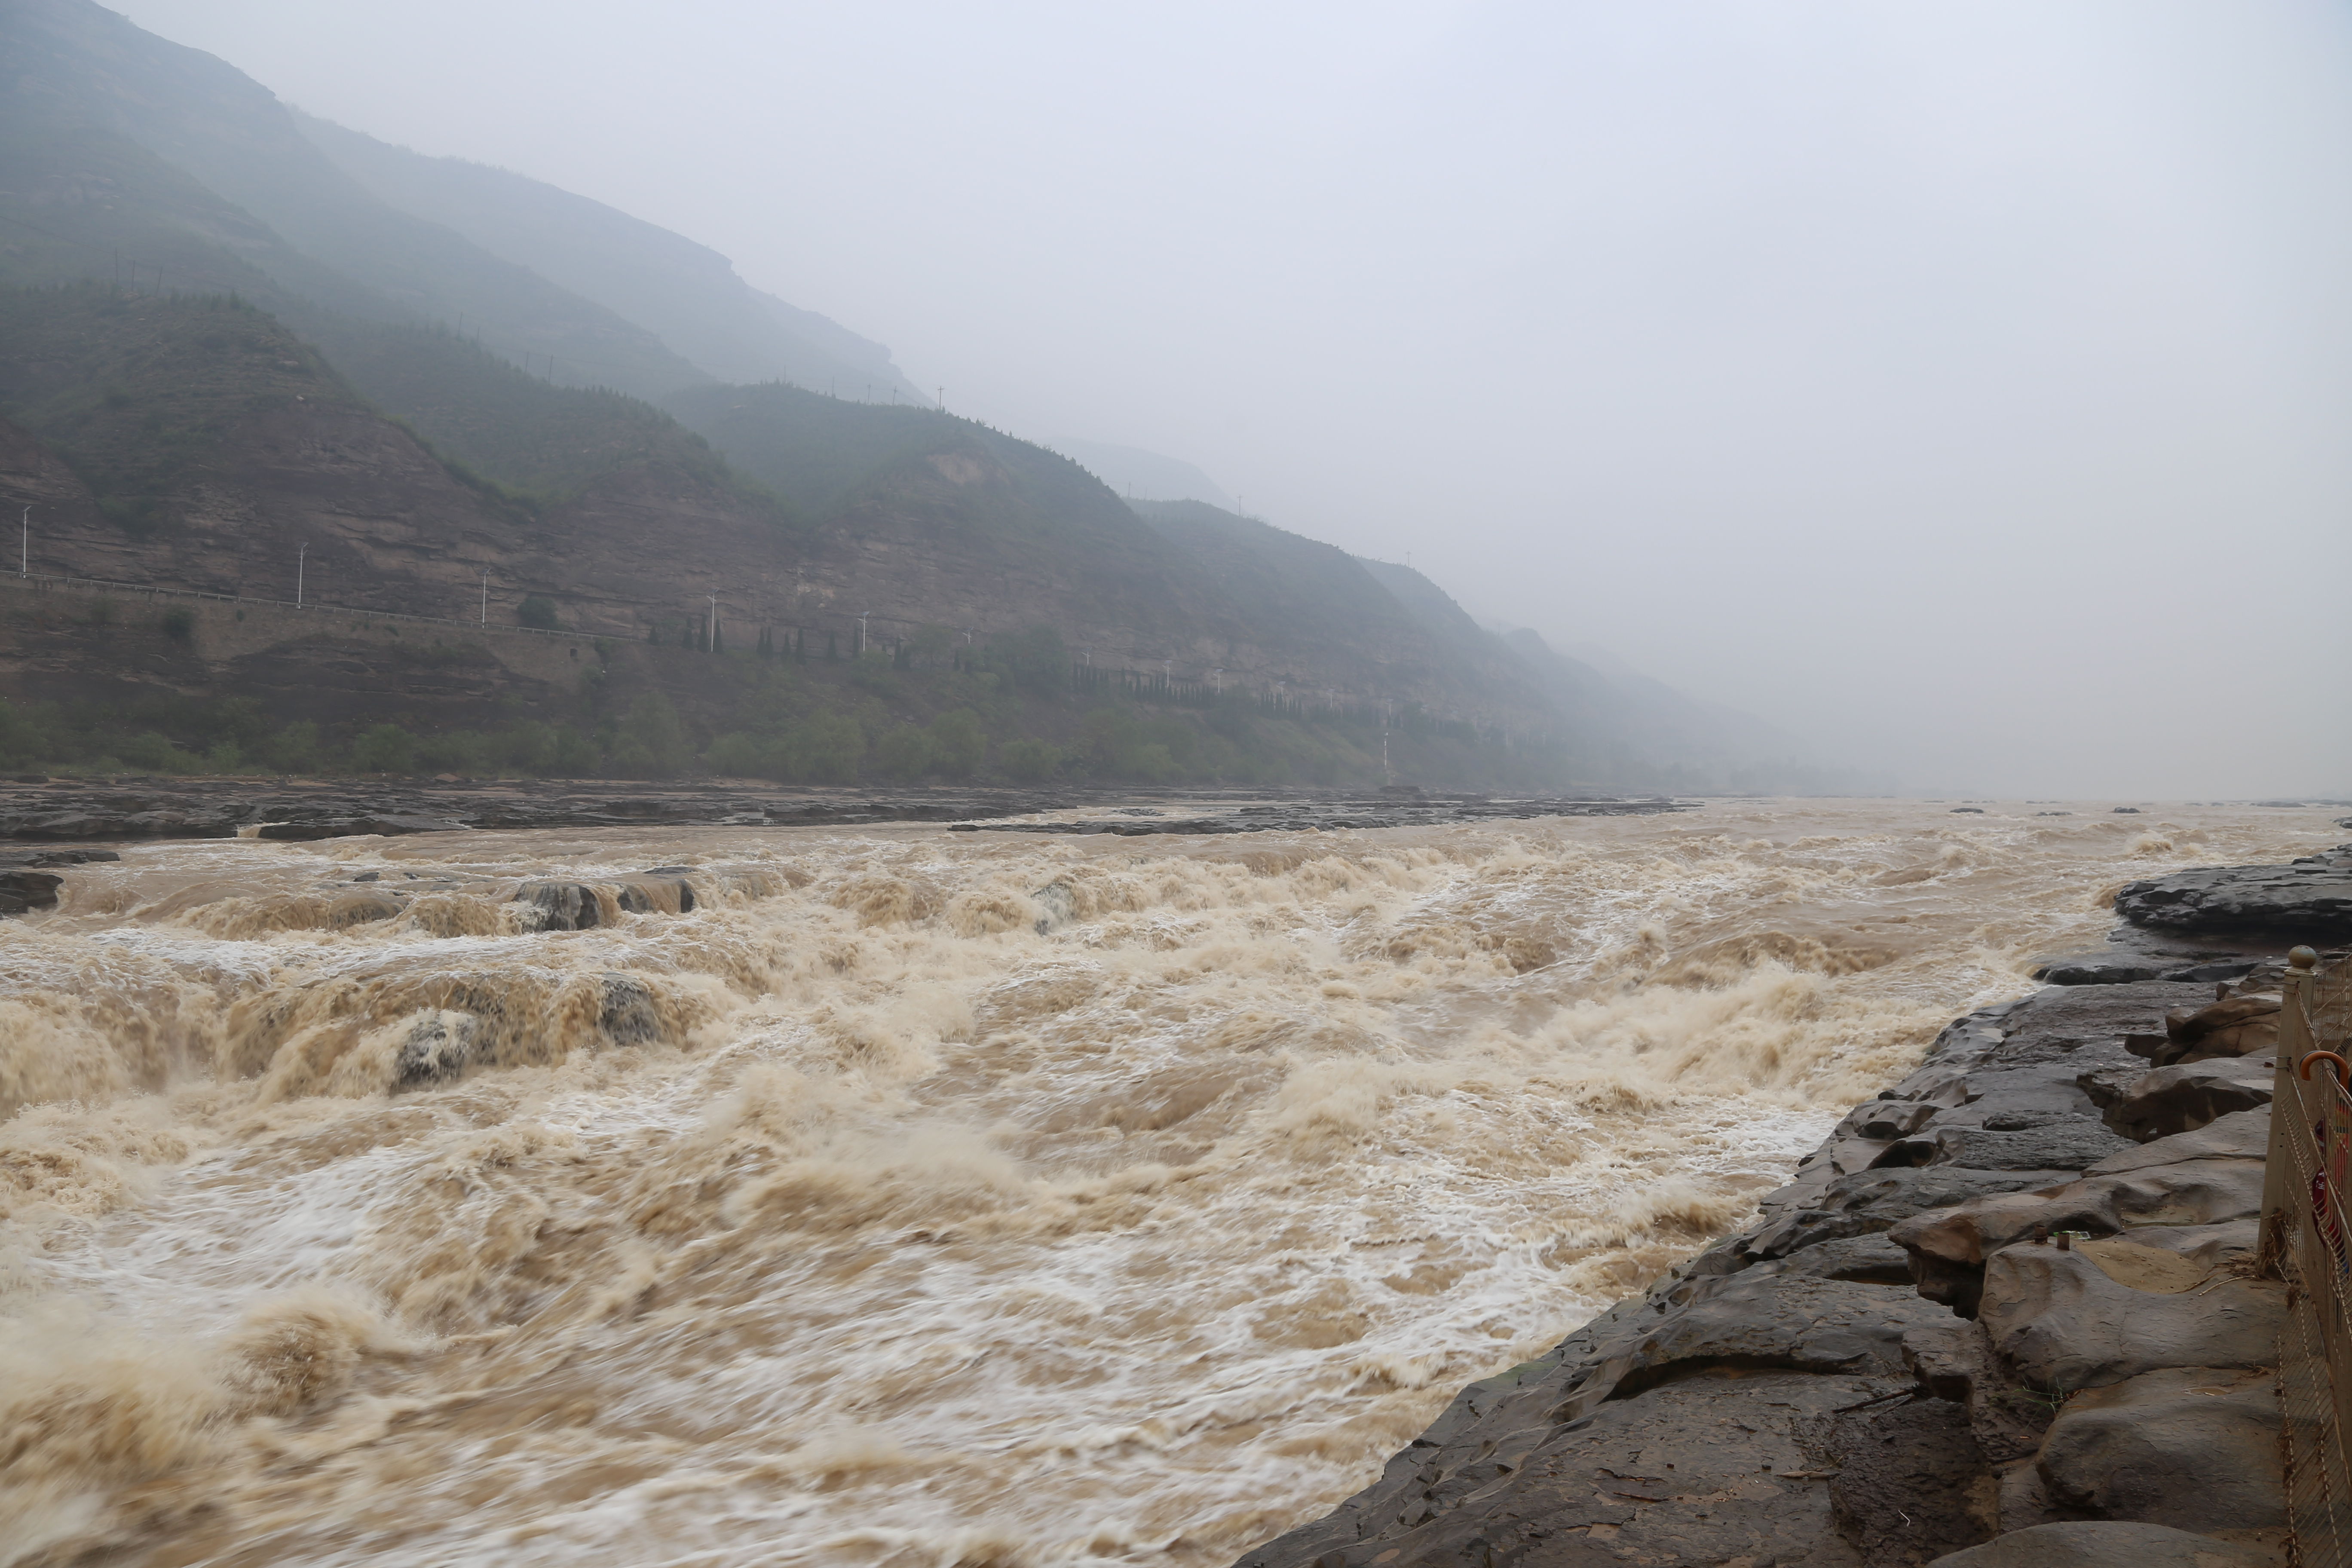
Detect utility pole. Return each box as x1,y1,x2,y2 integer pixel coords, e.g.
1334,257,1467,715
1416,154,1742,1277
18,505,28,577
857,611,871,655
480,571,488,624
297,542,306,607
1213,668,1224,696
708,594,718,652
937,386,945,412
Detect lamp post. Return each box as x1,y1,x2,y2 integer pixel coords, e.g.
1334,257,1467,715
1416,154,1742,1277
1213,668,1224,696
857,611,871,655
19,505,29,577
297,542,306,607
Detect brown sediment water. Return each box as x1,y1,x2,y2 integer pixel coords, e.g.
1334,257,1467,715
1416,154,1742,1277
0,799,2335,1565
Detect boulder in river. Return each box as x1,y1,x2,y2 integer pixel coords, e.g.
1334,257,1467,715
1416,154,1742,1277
517,882,603,931
0,867,63,913
2114,845,2352,940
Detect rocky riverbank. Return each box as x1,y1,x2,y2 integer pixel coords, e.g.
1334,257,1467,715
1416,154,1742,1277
1233,845,2352,1567
0,776,1687,846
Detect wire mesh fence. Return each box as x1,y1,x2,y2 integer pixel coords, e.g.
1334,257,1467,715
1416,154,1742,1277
2269,949,2352,1568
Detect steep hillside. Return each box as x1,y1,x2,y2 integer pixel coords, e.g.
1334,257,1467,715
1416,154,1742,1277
0,122,369,316
294,112,921,402
2,0,709,395
1049,439,1234,507
307,320,743,503
1127,499,1552,723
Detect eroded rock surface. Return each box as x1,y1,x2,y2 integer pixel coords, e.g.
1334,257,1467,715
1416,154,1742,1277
2114,844,2352,941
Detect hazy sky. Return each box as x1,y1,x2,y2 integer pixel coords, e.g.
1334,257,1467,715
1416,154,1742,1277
121,0,2352,796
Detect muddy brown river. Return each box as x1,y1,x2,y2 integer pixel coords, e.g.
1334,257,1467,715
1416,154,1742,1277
0,799,2337,1566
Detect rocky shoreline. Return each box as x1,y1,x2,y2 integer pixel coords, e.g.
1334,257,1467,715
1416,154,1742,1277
0,776,1687,847
1233,846,2352,1567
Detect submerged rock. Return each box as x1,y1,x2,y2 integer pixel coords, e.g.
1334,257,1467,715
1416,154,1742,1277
0,867,64,913
394,1012,479,1087
516,881,602,931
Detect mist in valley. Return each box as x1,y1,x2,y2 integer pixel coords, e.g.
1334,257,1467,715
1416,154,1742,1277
62,0,2352,796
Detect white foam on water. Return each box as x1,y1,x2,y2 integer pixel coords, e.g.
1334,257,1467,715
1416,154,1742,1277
0,800,2329,1565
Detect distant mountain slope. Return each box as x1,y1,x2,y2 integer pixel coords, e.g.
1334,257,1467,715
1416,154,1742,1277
293,112,922,401
1127,500,1552,722
1049,440,1234,507
1518,632,1800,765
1,0,709,396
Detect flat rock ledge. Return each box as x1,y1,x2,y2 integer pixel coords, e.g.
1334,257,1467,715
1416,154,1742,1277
1234,926,2314,1562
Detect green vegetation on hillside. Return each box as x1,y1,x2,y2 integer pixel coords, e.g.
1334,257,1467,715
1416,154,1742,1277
665,382,962,518
308,318,750,505
0,282,346,527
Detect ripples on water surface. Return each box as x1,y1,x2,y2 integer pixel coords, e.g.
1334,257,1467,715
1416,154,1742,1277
0,799,2337,1565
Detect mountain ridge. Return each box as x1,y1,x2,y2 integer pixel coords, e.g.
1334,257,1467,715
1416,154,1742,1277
0,0,1830,791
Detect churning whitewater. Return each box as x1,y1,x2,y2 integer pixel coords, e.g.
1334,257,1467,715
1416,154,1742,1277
0,801,2333,1566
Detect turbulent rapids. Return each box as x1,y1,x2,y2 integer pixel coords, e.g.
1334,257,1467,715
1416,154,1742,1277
0,800,2334,1566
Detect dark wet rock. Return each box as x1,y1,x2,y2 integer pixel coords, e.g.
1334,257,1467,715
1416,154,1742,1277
517,881,602,931
2114,844,2352,940
2090,1056,2274,1142
0,847,119,868
323,891,404,928
1929,1521,2282,1567
1991,982,2220,1066
1600,1274,1954,1401
1875,1119,2135,1172
1769,1232,1919,1285
1978,1246,2283,1391
1031,880,1076,934
1743,1166,2082,1262
597,974,663,1044
1903,1317,2059,1464
2036,1366,2283,1532
2143,992,2280,1066
1847,1099,1941,1139
0,867,63,913
2084,1107,2270,1173
1828,1394,1998,1564
616,875,696,915
394,1013,478,1087
1892,1152,2267,1314
1228,1371,1893,1568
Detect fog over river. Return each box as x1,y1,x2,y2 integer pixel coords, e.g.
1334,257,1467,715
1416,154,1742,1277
1,801,2339,1565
